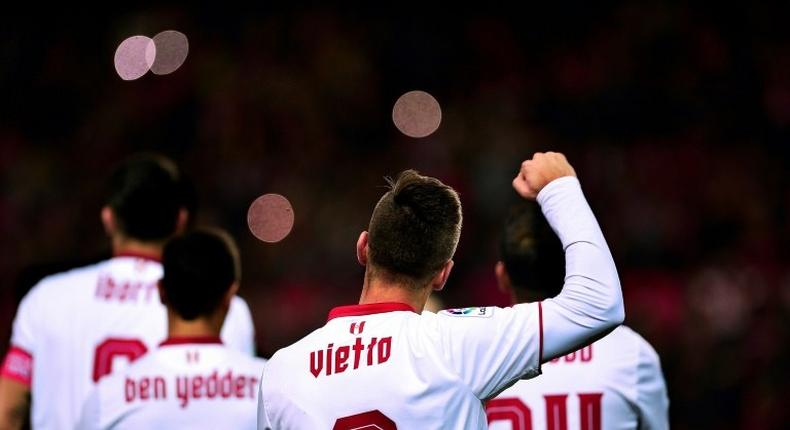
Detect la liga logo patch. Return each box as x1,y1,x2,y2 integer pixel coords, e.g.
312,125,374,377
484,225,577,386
441,307,493,318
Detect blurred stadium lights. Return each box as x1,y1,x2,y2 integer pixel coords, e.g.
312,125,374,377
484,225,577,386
114,31,189,80
114,35,156,81
150,30,189,76
247,193,295,243
392,90,442,138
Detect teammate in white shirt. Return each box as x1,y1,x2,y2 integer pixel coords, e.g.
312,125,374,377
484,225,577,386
0,154,256,430
259,152,625,429
78,229,266,430
486,202,669,430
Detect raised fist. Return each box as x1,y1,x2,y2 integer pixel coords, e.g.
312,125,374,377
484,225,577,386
512,152,577,200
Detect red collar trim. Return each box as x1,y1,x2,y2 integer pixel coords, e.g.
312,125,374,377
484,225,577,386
159,336,223,347
327,302,416,321
114,251,161,263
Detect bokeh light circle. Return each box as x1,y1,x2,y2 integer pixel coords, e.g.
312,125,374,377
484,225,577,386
150,30,189,75
114,36,156,81
392,90,442,138
247,194,295,243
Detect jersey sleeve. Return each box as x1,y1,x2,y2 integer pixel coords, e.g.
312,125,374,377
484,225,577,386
75,386,101,430
257,371,273,430
1,287,40,387
536,177,624,361
436,303,543,400
634,339,669,430
222,296,256,356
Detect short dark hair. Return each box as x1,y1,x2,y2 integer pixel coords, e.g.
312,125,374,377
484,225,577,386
367,170,462,287
500,201,565,300
105,153,193,241
161,229,240,320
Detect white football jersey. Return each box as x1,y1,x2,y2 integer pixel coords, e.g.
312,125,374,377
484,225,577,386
487,326,669,430
77,337,266,430
0,255,256,430
259,302,543,429
260,176,626,430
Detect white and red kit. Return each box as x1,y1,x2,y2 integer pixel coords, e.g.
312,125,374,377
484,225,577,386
258,177,625,429
487,325,669,430
77,337,266,430
1,255,256,430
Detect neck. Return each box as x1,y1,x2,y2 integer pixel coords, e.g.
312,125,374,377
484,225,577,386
112,235,165,260
167,309,224,339
358,269,432,312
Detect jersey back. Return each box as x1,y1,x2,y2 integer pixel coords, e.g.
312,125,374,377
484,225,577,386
487,326,669,430
79,340,265,430
260,302,543,430
4,256,256,430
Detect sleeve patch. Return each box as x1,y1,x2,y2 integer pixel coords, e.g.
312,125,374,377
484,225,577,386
440,307,493,318
1,346,33,386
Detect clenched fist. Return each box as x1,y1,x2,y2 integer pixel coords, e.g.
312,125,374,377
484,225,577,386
512,152,577,200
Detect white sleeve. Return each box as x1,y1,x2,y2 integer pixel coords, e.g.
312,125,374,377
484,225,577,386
75,387,101,430
257,371,272,430
221,296,256,356
537,177,624,361
9,286,40,355
635,340,669,430
437,303,542,400
1,286,40,387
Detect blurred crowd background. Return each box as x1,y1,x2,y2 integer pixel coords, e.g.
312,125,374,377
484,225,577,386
2,3,789,429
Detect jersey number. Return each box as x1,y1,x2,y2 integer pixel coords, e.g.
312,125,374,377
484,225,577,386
334,410,397,429
92,338,148,382
487,393,603,430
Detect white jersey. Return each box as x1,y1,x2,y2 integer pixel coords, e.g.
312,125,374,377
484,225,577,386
77,338,266,430
259,176,625,430
487,326,669,430
260,303,542,429
0,255,256,430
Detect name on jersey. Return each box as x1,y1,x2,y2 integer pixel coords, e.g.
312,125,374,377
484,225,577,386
309,336,392,378
124,369,258,408
547,344,593,364
95,274,158,303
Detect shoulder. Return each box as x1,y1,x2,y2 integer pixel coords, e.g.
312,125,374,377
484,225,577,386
31,261,105,293
19,261,106,310
605,325,660,363
226,347,267,372
432,304,538,332
230,295,251,309
228,296,253,320
594,326,664,394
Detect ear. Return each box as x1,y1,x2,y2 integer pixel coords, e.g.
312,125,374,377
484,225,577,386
157,280,168,306
223,282,240,310
495,261,512,294
101,206,116,236
430,260,454,291
356,231,369,266
175,208,189,235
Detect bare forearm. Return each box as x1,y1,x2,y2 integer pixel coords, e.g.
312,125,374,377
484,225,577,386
0,378,29,430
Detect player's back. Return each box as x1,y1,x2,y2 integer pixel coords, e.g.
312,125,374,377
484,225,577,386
260,302,543,429
79,338,265,430
487,326,669,430
9,255,255,429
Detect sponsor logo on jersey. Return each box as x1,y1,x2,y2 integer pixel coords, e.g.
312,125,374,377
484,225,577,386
441,307,493,318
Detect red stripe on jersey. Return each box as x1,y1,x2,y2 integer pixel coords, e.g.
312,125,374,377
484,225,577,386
159,336,223,347
538,301,544,363
328,302,416,321
1,346,33,387
114,251,162,263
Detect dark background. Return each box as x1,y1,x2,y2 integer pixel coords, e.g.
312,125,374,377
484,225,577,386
2,3,789,428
